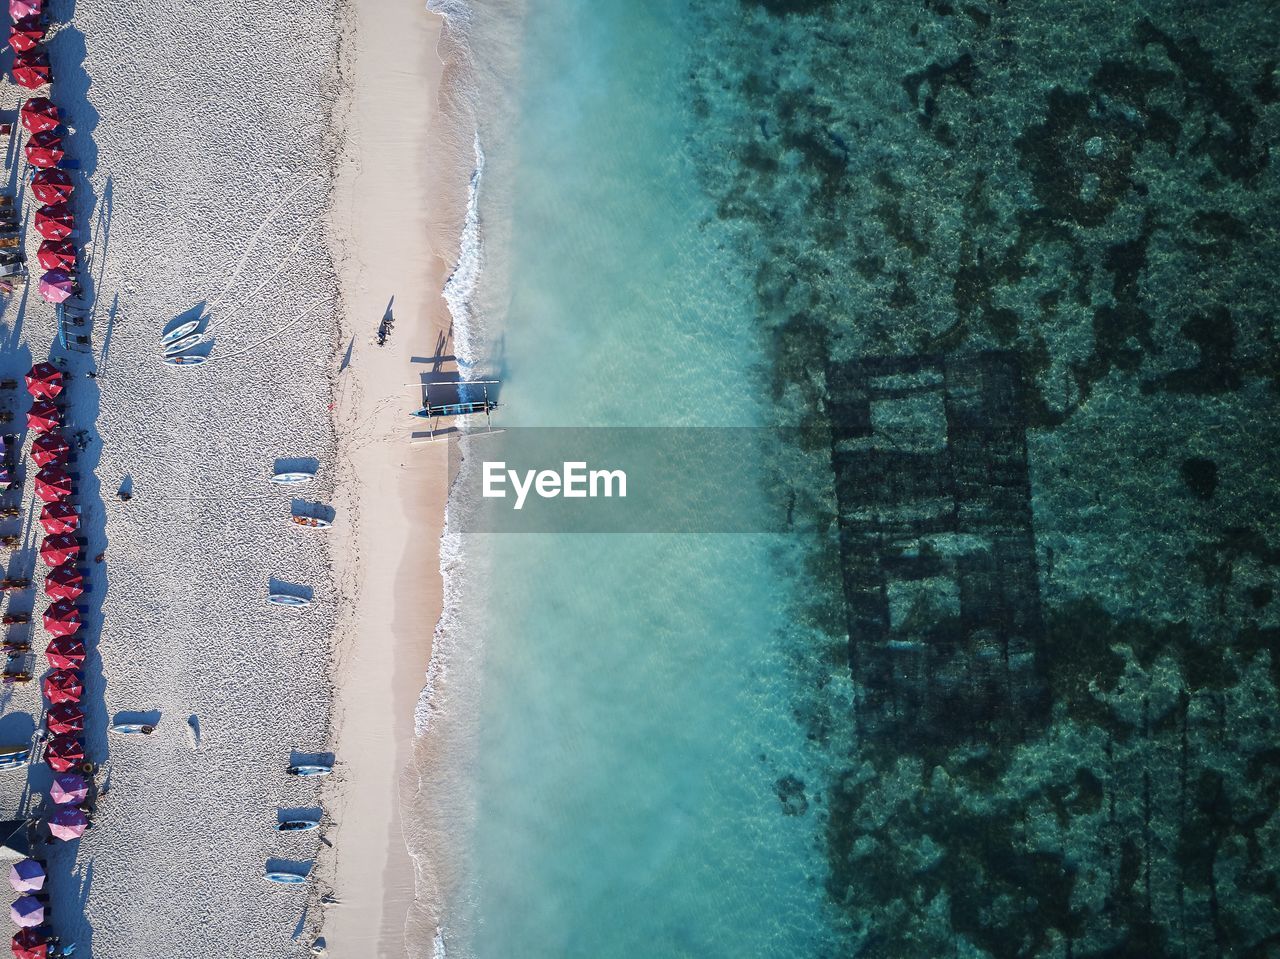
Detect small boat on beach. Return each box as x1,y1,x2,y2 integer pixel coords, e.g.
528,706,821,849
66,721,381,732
161,354,207,367
270,471,315,486
109,723,154,735
161,319,200,345
278,819,321,832
163,332,203,355
286,764,331,778
264,870,309,885
290,515,331,530
268,593,311,608
0,745,30,771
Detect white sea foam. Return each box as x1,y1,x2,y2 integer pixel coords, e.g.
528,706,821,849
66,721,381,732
442,134,486,369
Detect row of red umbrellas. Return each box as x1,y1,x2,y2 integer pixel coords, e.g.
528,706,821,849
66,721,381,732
9,10,94,952
19,94,80,304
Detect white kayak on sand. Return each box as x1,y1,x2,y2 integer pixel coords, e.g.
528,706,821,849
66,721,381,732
0,745,30,771
267,593,311,608
290,515,331,530
278,819,321,833
287,764,331,777
270,471,315,486
160,319,200,345
265,870,309,885
161,354,207,367
109,723,154,735
163,332,203,356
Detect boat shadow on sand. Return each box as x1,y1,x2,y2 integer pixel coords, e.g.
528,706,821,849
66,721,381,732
273,456,319,477
268,577,312,604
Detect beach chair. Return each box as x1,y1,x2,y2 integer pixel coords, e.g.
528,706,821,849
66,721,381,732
0,262,27,279
0,237,20,249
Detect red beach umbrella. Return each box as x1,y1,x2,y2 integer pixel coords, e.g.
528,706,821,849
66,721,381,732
45,636,85,671
29,430,68,467
26,399,62,433
41,669,82,705
11,929,49,959
9,18,45,55
45,702,83,736
49,772,88,806
42,599,81,637
45,566,84,601
48,807,87,841
34,204,73,241
39,536,80,569
33,466,73,503
20,97,58,133
10,1,43,19
36,239,76,272
31,169,73,206
24,362,63,400
38,502,79,536
23,131,63,170
12,50,51,91
43,735,83,773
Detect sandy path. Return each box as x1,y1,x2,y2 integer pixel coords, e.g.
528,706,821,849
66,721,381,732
321,2,460,956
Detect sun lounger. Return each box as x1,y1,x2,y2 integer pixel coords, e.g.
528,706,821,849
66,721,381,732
0,238,19,249
0,263,27,279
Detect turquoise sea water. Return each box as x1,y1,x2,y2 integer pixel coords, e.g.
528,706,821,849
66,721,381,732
430,0,1280,956
436,1,840,956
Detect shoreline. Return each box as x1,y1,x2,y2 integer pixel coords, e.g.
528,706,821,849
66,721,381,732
322,1,471,955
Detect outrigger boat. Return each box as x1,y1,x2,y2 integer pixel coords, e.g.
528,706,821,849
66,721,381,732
162,354,207,367
270,471,315,486
161,319,200,345
290,515,331,530
268,593,312,608
287,764,331,778
409,379,502,443
0,745,30,771
264,870,309,885
163,332,203,355
278,819,321,832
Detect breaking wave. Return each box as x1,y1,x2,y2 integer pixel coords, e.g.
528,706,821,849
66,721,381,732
440,134,485,370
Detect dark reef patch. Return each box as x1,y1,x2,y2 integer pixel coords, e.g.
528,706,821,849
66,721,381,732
1181,457,1218,500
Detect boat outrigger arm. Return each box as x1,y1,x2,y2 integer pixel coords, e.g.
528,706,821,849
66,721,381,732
410,379,502,442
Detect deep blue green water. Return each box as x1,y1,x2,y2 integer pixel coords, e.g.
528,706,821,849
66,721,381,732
425,0,1280,955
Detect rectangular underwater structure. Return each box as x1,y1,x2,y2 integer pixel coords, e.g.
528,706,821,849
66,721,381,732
827,351,1048,748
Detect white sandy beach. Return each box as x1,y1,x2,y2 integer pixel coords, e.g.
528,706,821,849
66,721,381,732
322,0,463,956
0,0,463,956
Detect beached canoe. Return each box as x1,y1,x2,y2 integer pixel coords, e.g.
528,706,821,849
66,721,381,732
278,819,321,832
160,319,199,345
267,593,311,608
264,870,309,885
290,515,331,530
270,472,315,486
0,745,30,771
161,354,207,367
286,764,331,778
109,723,154,735
163,332,203,356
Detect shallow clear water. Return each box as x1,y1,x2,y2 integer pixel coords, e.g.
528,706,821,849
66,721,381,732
439,1,837,957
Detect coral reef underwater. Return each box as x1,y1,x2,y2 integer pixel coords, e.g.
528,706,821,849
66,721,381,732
689,0,1280,955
